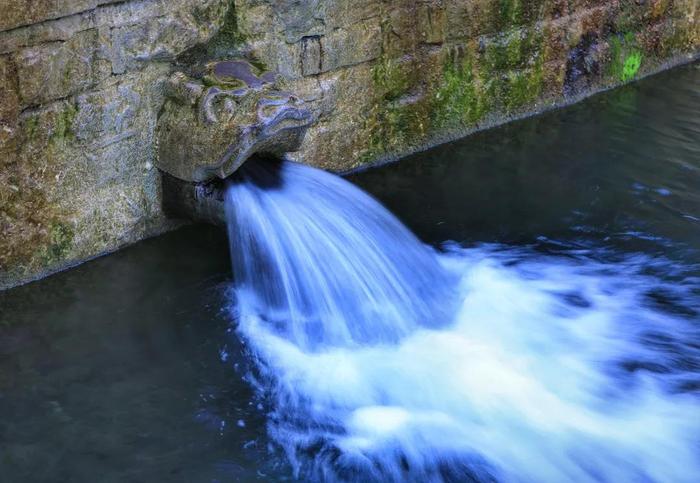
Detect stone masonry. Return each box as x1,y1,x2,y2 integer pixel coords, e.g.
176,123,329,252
1,0,698,289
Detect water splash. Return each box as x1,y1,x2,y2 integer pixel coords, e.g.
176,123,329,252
225,160,700,482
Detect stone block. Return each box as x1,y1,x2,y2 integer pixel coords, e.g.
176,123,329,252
16,28,108,107
1,1,98,32
324,0,379,30
321,18,382,71
418,2,447,45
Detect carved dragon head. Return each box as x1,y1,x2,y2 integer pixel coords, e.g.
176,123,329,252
156,60,313,182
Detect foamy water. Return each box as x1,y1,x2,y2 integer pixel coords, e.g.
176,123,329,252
225,160,700,482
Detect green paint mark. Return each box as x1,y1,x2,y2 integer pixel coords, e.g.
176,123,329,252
608,33,643,83
621,52,642,82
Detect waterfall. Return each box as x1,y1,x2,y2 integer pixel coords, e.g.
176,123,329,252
224,160,700,482
225,159,455,351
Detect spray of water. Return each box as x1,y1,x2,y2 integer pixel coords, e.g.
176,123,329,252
225,160,700,482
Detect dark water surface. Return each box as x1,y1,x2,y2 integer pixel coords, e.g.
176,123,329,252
1,62,699,482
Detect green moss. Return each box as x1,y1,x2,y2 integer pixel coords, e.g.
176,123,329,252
484,34,520,72
202,74,246,89
609,36,623,78
41,222,74,265
203,0,247,57
503,61,543,110
360,10,552,163
432,54,488,129
432,39,546,130
361,100,428,164
219,0,245,44
247,57,269,73
24,116,39,139
484,27,543,72
487,0,549,32
50,102,78,144
358,53,428,162
372,55,410,101
498,0,524,27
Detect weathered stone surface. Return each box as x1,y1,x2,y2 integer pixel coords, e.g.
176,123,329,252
0,0,230,289
156,60,312,182
320,18,383,72
0,55,21,152
300,36,323,76
0,0,698,289
0,1,113,32
16,29,109,106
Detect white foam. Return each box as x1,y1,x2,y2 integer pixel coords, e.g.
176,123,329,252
226,161,700,482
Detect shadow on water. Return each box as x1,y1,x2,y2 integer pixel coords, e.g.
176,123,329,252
0,62,698,482
0,227,290,481
350,62,700,265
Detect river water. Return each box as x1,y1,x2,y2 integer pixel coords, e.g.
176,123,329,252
1,62,698,482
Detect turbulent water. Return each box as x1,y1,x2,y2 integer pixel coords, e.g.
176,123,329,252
225,160,700,482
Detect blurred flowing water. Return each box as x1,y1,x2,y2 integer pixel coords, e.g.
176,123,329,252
226,159,700,481
225,160,455,351
1,62,699,482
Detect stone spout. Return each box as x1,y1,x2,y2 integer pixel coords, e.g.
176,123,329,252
156,60,313,183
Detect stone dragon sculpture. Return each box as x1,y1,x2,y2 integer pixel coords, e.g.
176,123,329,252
156,59,313,183
155,59,313,224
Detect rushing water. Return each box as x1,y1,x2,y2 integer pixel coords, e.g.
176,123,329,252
225,160,454,351
1,62,699,482
226,160,699,481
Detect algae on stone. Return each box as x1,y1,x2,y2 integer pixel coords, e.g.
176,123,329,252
432,53,486,129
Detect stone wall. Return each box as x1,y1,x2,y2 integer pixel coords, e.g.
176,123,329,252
1,0,698,289
0,0,231,289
